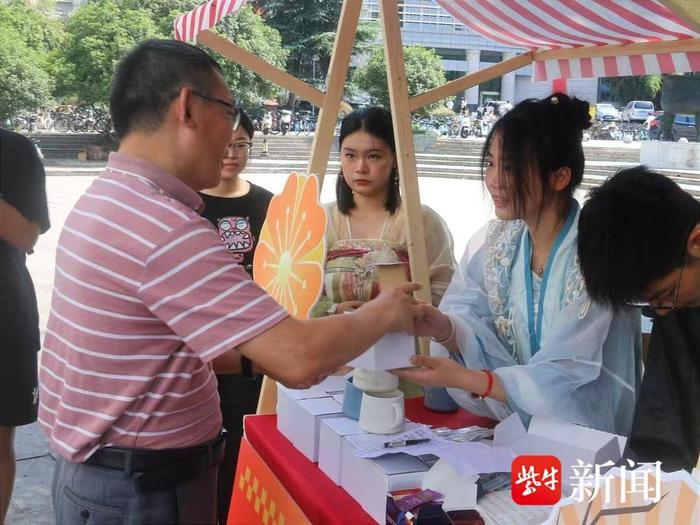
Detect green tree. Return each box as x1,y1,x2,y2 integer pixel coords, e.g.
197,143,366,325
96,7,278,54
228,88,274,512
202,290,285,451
254,0,341,83
99,1,287,110
0,1,62,120
353,45,446,114
58,0,159,104
254,0,378,89
605,75,662,106
212,5,288,109
0,32,53,122
120,0,200,36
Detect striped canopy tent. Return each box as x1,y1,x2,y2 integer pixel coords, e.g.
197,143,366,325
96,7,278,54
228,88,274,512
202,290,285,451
436,0,700,81
173,0,700,413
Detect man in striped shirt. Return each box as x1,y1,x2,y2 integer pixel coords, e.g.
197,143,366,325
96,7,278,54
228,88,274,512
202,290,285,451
40,40,422,524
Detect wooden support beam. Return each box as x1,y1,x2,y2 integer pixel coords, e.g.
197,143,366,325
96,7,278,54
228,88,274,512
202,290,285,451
409,53,532,112
307,0,363,184
535,37,700,61
197,30,325,108
659,0,700,35
379,0,431,355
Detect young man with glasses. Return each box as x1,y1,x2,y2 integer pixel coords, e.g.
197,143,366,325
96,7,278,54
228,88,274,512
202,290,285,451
199,108,273,524
578,165,700,472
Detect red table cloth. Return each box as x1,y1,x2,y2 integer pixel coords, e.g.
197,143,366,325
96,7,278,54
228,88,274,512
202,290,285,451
243,397,495,524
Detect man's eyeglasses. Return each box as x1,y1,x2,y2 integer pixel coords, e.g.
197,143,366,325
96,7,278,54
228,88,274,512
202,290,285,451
225,142,253,156
625,253,686,311
191,90,241,130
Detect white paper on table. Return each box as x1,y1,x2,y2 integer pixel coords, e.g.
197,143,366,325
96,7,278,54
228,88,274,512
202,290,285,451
430,441,515,477
349,424,515,477
348,424,435,457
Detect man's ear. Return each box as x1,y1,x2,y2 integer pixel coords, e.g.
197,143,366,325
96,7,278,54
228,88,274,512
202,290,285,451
174,86,196,128
686,223,700,259
551,166,572,192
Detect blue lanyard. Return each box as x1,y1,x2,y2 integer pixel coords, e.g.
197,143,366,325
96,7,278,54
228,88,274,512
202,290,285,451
523,202,577,355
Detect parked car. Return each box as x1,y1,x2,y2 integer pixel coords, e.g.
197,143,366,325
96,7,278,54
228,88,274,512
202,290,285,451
671,114,697,141
594,103,620,122
621,100,655,122
646,113,697,141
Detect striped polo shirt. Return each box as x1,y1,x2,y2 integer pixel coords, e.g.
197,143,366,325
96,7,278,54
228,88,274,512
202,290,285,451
38,152,288,462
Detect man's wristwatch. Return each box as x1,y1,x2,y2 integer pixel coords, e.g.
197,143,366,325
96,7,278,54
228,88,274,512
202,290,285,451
241,355,255,379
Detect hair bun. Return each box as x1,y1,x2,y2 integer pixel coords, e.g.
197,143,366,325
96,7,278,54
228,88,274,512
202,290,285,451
547,92,591,131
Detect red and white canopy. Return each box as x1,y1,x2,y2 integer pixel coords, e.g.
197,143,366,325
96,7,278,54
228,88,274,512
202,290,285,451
436,0,700,81
173,0,247,42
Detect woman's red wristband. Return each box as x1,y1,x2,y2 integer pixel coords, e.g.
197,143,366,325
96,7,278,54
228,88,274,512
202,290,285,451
471,369,494,400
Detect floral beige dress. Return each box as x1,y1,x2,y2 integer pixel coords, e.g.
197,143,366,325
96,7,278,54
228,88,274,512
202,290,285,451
311,203,456,317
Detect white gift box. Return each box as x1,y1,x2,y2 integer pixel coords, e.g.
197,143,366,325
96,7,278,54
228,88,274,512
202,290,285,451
340,438,431,524
494,414,622,495
347,332,416,371
277,384,344,462
422,458,480,511
318,416,365,485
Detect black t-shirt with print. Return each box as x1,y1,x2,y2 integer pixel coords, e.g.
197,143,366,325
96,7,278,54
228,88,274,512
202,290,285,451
0,129,50,351
199,182,273,277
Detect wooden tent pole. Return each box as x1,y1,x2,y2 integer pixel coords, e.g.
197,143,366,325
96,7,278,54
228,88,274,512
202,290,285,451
410,52,533,112
256,1,362,415
197,30,325,107
307,0,363,183
379,0,431,356
535,37,700,60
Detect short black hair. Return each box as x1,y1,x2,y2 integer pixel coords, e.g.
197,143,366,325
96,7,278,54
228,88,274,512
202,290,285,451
481,92,591,219
578,166,700,307
237,108,254,139
110,39,223,139
336,106,401,214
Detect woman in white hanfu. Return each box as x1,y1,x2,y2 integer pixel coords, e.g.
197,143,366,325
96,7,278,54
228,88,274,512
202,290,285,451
395,93,642,435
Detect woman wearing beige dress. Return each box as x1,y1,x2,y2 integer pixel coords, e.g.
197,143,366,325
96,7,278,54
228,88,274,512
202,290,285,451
312,106,455,323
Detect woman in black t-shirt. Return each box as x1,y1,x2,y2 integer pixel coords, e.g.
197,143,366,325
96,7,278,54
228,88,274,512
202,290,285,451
0,129,50,524
199,110,273,524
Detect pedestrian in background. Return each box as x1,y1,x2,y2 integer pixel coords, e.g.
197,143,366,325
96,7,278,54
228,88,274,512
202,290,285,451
0,128,50,525
199,109,273,524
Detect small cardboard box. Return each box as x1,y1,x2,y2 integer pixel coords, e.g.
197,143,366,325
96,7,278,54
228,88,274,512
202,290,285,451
494,414,622,495
318,417,365,485
341,438,431,524
347,332,416,371
316,374,349,394
277,384,344,461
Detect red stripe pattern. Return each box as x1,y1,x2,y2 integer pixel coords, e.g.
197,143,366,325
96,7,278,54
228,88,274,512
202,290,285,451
173,0,247,42
436,0,700,80
39,153,288,461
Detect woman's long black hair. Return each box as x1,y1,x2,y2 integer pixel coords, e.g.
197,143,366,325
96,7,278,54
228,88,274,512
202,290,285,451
481,92,592,219
337,107,401,214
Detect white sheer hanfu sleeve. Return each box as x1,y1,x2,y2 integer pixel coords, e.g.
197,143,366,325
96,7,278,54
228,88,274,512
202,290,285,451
437,223,640,434
435,226,520,421
494,295,640,434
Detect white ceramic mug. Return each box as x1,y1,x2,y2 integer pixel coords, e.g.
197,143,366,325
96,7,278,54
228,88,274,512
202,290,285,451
351,368,399,393
358,389,405,435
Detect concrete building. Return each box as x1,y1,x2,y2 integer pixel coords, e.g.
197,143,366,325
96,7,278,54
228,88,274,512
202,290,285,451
52,0,87,17
360,0,600,108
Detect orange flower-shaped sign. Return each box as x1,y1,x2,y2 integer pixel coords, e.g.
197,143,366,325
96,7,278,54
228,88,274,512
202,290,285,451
253,172,326,319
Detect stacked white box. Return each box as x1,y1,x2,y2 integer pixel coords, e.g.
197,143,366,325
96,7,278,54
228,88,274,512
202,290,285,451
276,383,344,462
340,437,431,523
318,417,365,485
